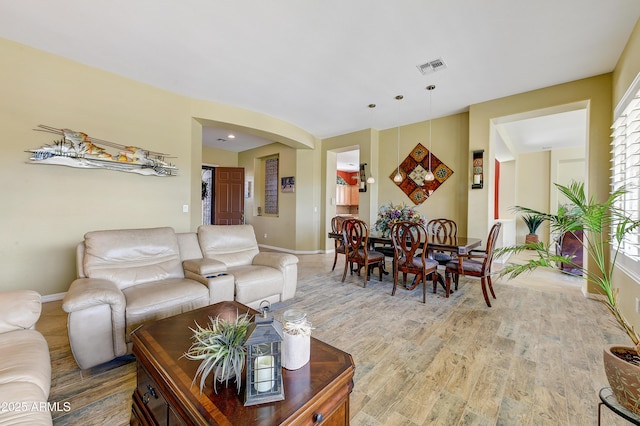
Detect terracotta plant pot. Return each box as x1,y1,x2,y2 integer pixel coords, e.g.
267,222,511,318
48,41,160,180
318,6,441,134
524,233,539,248
603,345,640,414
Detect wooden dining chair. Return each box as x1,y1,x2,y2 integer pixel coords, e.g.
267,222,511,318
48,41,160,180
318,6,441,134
426,218,458,266
390,221,439,303
341,219,385,287
330,216,347,271
444,222,502,306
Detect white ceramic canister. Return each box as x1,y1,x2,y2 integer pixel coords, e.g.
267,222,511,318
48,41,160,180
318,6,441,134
282,309,311,370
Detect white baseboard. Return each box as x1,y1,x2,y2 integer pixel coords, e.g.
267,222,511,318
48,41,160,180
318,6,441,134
258,244,324,255
42,292,66,302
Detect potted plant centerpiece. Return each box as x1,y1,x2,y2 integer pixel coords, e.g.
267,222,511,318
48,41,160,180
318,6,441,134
521,213,544,246
183,312,252,394
496,181,640,414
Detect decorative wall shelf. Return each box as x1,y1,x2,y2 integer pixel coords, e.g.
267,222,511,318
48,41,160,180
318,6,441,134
472,149,484,189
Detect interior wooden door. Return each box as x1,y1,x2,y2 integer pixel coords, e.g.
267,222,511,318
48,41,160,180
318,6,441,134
214,167,245,225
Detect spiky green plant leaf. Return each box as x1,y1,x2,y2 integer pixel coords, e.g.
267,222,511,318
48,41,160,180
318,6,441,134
183,311,252,394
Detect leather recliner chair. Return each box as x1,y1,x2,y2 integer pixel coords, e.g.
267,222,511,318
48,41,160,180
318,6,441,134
194,224,299,309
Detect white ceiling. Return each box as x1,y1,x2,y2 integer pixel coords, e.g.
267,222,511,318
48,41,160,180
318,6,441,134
0,1,637,155
337,150,360,172
494,109,588,162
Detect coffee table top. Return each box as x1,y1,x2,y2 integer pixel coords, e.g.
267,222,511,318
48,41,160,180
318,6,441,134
132,301,355,425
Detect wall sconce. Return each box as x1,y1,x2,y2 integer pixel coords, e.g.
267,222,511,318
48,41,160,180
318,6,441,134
472,150,484,189
359,163,370,192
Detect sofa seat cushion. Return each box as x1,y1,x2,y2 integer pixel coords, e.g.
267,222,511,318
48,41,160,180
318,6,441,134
230,265,284,304
0,330,51,398
123,278,209,338
0,381,52,425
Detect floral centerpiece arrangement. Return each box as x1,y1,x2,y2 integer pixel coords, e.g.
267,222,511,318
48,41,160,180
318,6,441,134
373,202,425,237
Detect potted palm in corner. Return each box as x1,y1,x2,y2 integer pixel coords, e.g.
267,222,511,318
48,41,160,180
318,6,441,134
496,181,640,414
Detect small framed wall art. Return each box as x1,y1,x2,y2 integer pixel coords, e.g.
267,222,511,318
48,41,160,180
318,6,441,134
281,176,294,193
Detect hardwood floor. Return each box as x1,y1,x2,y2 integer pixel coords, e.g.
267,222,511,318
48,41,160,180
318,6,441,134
37,252,633,425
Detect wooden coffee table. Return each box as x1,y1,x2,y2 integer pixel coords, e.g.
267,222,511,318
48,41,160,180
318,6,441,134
131,301,355,425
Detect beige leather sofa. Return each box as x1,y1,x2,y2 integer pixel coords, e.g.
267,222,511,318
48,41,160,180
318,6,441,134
62,227,225,370
0,290,52,425
62,225,298,369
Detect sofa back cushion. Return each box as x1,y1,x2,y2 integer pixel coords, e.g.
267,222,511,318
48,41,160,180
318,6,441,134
198,225,259,267
83,227,184,290
176,232,203,261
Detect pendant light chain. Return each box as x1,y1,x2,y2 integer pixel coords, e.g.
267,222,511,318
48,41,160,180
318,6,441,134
425,85,436,183
393,95,404,183
397,127,400,174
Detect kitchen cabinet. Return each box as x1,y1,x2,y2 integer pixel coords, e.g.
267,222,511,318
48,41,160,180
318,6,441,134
337,185,359,206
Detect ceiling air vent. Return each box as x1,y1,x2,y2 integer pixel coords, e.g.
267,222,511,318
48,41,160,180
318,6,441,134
416,58,447,75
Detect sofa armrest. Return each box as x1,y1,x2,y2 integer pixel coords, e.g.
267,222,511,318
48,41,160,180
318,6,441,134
183,258,227,276
62,278,125,313
0,290,42,333
253,252,299,270
62,278,128,369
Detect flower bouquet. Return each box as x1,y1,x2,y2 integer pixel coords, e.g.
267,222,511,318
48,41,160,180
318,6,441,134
373,202,425,237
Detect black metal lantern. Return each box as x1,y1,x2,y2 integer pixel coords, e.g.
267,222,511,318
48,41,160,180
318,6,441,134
244,301,285,406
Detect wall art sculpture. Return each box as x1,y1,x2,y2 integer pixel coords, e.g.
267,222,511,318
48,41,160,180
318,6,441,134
388,143,453,205
26,125,178,176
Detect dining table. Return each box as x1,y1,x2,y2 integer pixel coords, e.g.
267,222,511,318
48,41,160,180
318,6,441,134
328,230,482,296
368,233,482,255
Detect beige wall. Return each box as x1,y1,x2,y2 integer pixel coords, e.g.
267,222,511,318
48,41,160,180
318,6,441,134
295,147,323,252
202,146,238,167
515,151,551,244
497,160,516,219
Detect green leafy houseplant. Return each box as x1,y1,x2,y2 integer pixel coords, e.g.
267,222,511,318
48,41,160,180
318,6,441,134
522,213,544,235
183,312,252,394
497,181,640,349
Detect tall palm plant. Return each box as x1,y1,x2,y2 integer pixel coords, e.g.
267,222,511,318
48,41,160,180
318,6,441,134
496,181,640,351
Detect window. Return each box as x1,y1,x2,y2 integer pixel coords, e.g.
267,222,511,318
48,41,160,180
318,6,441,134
264,156,279,215
611,72,640,270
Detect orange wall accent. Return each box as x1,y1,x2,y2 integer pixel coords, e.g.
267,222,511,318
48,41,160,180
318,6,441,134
337,170,358,185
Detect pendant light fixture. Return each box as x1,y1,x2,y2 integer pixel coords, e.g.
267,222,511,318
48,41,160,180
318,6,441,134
393,95,404,183
367,103,376,184
424,85,436,183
